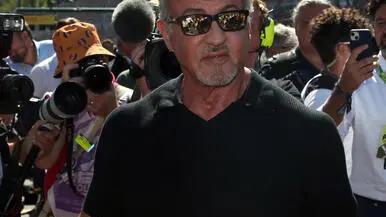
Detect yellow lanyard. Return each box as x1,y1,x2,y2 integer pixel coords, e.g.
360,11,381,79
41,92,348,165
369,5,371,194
379,65,386,83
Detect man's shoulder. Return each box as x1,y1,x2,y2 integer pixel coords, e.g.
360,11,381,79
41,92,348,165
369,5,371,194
251,72,333,127
108,77,180,125
259,49,298,79
36,40,55,59
31,54,57,71
36,40,53,47
267,49,298,65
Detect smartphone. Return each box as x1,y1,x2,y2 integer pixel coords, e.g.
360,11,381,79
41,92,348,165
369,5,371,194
349,29,373,61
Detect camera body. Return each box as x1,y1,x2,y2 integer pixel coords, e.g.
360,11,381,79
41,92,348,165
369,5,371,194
0,14,34,114
144,34,182,90
69,56,113,94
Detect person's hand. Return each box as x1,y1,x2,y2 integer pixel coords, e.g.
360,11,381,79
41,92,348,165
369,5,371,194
87,86,118,118
26,120,61,161
62,63,79,82
0,114,13,126
131,40,147,70
338,45,378,94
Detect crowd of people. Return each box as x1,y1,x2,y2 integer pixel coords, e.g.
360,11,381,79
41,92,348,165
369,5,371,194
1,0,386,216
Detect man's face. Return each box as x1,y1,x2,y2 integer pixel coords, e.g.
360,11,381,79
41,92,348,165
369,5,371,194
295,4,330,52
374,4,386,56
9,32,28,63
160,0,250,87
247,8,262,68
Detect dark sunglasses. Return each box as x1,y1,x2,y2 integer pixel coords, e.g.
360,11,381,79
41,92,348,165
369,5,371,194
167,10,249,36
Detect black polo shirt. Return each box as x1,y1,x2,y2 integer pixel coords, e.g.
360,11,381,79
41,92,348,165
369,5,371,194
259,48,321,92
83,70,355,217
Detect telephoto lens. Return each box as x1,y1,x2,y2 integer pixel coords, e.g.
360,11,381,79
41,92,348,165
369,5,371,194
39,82,88,124
83,64,112,94
69,57,113,94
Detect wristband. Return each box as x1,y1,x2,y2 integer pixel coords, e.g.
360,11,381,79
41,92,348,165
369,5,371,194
129,62,145,79
334,82,352,115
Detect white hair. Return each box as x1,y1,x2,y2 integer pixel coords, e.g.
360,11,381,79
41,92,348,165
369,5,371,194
158,0,253,21
292,0,333,24
272,23,298,51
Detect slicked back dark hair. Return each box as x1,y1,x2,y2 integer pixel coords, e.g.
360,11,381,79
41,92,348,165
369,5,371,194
310,8,372,65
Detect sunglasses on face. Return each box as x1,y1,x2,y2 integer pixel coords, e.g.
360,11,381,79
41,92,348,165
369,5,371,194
167,10,249,36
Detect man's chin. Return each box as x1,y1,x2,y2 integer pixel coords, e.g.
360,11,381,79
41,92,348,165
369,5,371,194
196,68,239,87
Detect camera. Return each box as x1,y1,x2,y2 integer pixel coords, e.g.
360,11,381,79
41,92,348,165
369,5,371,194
0,62,34,114
15,81,88,136
144,34,182,90
350,31,360,41
39,82,88,124
69,56,113,94
0,13,34,114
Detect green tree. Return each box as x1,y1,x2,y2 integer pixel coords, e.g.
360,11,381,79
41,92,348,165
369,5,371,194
0,0,55,12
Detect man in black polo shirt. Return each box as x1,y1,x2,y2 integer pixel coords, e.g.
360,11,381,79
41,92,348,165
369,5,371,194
259,0,333,92
80,0,355,216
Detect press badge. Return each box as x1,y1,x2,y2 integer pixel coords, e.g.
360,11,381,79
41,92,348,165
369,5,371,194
75,134,95,152
377,125,386,159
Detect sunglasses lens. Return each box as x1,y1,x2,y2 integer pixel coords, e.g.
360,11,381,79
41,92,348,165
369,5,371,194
218,11,248,31
181,15,211,36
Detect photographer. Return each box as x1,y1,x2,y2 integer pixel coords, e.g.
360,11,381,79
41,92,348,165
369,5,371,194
3,20,55,76
20,22,131,217
113,0,156,99
28,17,80,99
259,0,333,92
114,0,182,101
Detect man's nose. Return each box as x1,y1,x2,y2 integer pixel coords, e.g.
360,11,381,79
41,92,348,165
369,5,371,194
205,21,226,46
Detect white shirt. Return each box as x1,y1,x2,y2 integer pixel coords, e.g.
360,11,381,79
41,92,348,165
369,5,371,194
29,54,61,98
338,52,386,201
302,76,353,177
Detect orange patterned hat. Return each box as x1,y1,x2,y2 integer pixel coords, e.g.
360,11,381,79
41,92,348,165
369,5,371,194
52,22,115,78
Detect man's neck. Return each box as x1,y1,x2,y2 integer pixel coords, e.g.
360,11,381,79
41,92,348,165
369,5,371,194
181,68,251,121
24,40,37,66
300,46,323,70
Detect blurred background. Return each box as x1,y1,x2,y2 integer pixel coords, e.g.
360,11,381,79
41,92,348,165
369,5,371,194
0,0,369,41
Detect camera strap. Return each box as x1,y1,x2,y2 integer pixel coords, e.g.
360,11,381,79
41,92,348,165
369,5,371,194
65,117,105,198
65,118,84,198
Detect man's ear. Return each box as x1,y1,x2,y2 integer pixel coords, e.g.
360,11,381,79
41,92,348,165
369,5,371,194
157,20,173,51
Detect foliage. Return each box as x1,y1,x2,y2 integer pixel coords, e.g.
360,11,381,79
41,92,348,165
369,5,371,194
0,0,56,12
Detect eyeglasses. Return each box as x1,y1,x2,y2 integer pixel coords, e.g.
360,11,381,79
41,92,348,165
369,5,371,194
167,10,249,36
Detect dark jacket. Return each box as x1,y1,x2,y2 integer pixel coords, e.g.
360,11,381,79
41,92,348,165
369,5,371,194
259,48,321,92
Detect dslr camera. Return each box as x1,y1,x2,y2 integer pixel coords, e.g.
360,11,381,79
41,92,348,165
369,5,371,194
69,56,113,94
16,56,112,134
0,13,34,114
144,34,182,90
